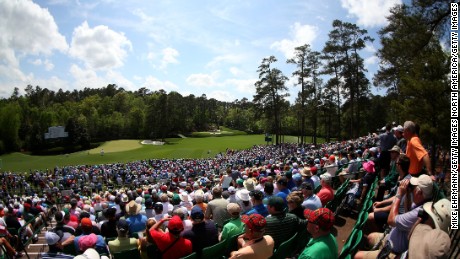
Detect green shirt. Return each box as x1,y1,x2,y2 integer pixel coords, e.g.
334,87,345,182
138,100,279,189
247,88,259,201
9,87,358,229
299,233,338,259
220,217,244,241
384,162,398,188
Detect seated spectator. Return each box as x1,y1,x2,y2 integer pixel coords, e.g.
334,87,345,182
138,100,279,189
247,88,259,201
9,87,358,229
41,231,74,259
220,203,245,241
338,152,359,183
138,218,156,259
205,186,230,230
143,199,155,219
149,215,193,258
350,160,377,206
265,197,300,249
182,206,219,257
287,191,305,219
236,189,253,214
299,208,338,259
400,198,451,259
367,154,410,232
172,207,193,232
125,200,148,235
74,248,108,259
246,190,268,217
75,212,100,236
355,174,434,258
108,219,138,253
230,214,274,259
100,208,118,239
317,173,334,206
300,182,322,211
74,218,108,255
324,155,338,177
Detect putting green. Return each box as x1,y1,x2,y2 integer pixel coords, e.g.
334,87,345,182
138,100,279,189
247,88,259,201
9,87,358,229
88,140,142,154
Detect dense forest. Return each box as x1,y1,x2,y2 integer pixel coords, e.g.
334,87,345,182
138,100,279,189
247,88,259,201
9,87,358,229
0,0,452,154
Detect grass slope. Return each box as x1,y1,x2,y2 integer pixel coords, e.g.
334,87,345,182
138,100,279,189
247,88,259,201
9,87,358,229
0,134,325,172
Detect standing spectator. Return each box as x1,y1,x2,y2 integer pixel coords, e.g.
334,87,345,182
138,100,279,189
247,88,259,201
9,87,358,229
230,214,274,259
149,216,193,259
205,186,230,230
299,208,338,259
394,125,407,153
182,206,219,257
377,124,398,178
403,121,434,179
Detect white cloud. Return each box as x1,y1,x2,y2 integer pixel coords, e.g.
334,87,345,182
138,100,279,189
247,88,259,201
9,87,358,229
225,79,256,94
69,21,132,70
271,23,319,59
207,90,236,102
0,0,68,69
141,76,178,92
340,0,402,27
365,43,377,53
186,73,216,88
206,54,245,68
160,47,180,69
364,56,379,67
69,64,136,91
30,59,54,71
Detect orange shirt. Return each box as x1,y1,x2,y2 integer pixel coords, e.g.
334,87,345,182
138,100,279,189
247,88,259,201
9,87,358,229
406,136,428,175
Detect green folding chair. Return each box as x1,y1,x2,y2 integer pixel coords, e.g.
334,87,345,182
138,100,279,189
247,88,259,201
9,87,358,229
180,251,197,259
112,248,142,259
201,239,227,259
270,232,298,259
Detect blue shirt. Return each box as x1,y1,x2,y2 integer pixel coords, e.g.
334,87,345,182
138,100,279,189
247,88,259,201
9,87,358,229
275,188,290,203
126,214,148,234
245,203,269,217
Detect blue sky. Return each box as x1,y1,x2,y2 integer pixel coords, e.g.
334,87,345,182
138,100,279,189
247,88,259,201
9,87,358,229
0,0,401,102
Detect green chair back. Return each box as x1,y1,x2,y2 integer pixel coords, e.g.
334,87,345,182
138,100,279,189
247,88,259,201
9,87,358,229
201,239,227,259
270,232,298,259
112,248,142,259
180,251,197,259
62,244,78,256
225,231,244,256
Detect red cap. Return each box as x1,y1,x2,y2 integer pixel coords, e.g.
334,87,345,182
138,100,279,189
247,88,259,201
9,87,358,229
167,215,184,232
304,208,335,231
241,214,266,232
81,218,92,228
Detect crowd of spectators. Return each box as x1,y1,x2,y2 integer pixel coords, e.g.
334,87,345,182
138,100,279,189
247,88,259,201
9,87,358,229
0,120,453,259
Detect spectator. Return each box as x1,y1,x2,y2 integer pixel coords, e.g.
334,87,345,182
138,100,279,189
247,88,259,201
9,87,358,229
324,155,338,177
403,121,433,178
125,200,148,235
317,173,334,206
74,218,108,255
51,211,75,243
274,176,290,204
403,199,451,259
100,208,117,239
265,197,300,249
108,219,138,253
41,230,74,258
394,125,406,153
182,206,219,257
367,154,411,232
350,160,377,206
287,191,305,219
229,214,274,259
300,182,322,211
246,190,268,217
355,174,434,258
376,145,401,201
377,123,398,178
74,248,106,259
220,203,244,241
149,215,193,259
299,208,338,259
205,186,230,230
138,219,156,259
236,189,253,214
194,190,208,213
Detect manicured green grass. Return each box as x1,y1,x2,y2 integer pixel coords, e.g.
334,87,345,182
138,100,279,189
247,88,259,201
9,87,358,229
0,134,329,172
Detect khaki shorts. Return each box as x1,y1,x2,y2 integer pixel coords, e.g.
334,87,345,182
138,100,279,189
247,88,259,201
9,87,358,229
362,233,397,259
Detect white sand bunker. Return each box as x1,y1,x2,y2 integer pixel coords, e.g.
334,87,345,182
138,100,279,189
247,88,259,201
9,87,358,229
141,140,165,145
